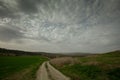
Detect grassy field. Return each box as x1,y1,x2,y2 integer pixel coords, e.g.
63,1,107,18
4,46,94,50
51,51,120,80
0,56,48,80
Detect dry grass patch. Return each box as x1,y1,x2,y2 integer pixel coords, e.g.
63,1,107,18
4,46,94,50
50,57,76,67
82,61,101,66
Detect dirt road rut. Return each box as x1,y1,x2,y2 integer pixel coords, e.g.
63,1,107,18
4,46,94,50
36,61,70,80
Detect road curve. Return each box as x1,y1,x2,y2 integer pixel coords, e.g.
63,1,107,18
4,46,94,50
36,61,70,80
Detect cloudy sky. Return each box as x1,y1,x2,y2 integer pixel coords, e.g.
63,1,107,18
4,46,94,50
0,0,120,53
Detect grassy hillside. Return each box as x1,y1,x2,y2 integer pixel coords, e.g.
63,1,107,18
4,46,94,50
0,56,48,80
51,51,120,80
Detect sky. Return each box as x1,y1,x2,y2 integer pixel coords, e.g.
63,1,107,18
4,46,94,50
0,0,120,53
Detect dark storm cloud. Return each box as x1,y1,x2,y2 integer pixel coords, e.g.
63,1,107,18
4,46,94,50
18,0,38,14
0,1,13,17
0,0,20,18
0,26,23,42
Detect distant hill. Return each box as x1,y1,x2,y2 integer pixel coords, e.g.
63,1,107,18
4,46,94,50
105,50,120,54
100,50,120,57
1,48,119,58
0,48,44,56
0,48,72,58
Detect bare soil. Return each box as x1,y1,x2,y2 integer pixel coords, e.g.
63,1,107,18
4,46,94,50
36,61,70,80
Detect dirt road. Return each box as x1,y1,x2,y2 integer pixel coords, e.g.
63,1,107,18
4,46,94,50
36,61,70,80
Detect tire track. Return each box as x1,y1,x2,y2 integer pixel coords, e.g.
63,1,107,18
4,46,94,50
36,61,70,80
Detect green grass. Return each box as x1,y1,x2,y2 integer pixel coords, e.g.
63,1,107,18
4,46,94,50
60,64,104,80
0,56,48,80
55,51,120,80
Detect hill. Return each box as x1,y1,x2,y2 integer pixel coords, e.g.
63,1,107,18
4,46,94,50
0,48,45,56
0,48,94,58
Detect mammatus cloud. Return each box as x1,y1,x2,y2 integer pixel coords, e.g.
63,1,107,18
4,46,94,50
0,0,120,53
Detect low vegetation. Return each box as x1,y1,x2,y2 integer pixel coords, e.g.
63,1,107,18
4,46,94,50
0,56,48,80
51,51,120,80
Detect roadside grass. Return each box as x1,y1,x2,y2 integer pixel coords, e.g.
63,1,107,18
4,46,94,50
60,64,106,80
52,51,120,80
0,56,48,80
